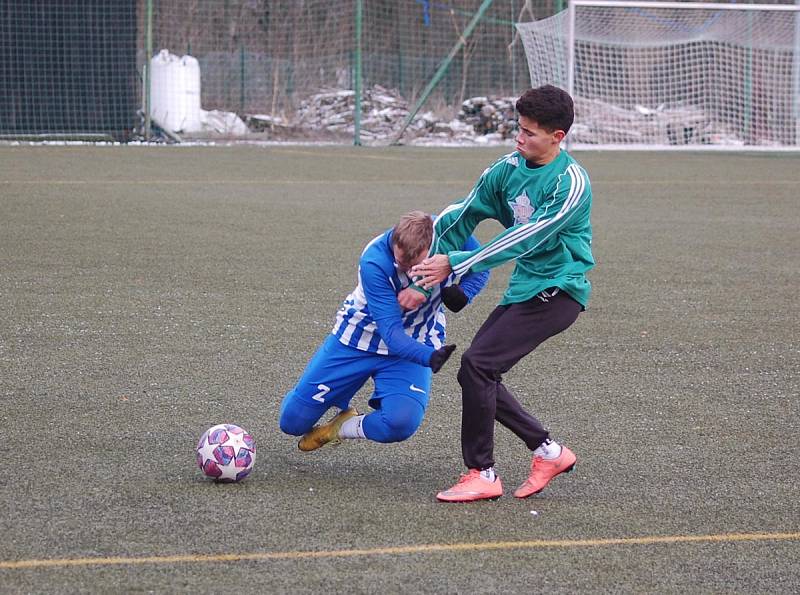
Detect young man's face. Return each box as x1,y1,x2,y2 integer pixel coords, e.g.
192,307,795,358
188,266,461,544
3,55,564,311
515,115,565,164
393,245,425,274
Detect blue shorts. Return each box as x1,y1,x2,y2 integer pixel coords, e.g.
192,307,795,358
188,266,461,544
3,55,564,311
279,334,432,437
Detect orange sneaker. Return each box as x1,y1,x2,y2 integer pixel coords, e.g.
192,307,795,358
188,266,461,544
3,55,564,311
436,469,503,502
298,407,359,452
513,445,576,498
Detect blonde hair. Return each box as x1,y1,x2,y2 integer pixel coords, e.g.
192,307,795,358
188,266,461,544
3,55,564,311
393,210,433,261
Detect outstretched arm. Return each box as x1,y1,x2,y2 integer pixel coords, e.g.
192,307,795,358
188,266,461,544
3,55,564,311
360,261,455,372
420,163,591,282
428,165,504,257
408,158,506,294
448,163,590,277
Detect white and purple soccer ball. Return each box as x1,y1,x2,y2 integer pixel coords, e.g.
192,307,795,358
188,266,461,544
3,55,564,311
196,424,256,482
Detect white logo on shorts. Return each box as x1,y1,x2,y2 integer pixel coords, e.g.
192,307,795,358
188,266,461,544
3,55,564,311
409,384,426,394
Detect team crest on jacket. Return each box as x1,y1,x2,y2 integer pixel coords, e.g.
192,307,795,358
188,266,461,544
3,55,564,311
509,191,534,224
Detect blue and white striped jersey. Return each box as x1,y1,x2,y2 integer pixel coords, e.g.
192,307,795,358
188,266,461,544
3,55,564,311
332,227,487,367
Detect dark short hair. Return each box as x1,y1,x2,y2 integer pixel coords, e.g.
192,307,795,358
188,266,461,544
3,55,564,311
515,85,574,134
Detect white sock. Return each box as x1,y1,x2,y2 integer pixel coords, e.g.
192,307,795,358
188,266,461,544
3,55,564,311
480,467,496,482
338,415,366,439
533,439,562,460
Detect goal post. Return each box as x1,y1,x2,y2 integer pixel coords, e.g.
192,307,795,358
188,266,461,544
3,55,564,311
517,0,800,150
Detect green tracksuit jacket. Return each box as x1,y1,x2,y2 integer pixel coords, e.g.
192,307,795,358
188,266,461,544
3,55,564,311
432,150,594,308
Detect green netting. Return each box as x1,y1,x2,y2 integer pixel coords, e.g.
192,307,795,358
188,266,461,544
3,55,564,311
149,1,539,108
143,0,558,142
2,0,795,144
0,0,138,141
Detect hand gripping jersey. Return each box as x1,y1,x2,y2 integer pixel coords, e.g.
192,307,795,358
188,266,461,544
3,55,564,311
332,228,487,366
432,150,594,308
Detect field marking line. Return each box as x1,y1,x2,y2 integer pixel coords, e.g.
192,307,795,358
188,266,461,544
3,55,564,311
2,532,798,570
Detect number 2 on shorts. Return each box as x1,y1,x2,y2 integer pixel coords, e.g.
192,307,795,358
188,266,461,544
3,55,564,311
312,384,331,403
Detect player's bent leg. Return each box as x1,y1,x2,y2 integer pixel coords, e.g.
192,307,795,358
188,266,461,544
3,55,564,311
280,335,371,439
365,358,430,443
279,391,327,436
362,395,424,443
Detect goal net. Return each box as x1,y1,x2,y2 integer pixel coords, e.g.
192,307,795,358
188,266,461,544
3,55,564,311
516,1,800,150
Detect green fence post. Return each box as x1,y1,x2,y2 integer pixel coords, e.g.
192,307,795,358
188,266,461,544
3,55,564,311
144,0,153,139
398,45,404,98
240,44,246,114
354,0,363,146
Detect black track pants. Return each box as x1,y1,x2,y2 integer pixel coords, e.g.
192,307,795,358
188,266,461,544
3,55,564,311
456,290,582,470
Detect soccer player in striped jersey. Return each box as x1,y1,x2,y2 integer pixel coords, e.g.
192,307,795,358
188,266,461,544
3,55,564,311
410,85,594,502
279,211,489,452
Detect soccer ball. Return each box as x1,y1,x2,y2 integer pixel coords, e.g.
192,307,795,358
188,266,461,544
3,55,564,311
196,423,256,482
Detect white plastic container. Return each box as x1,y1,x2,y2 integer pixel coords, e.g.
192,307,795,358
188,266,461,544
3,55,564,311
149,49,203,133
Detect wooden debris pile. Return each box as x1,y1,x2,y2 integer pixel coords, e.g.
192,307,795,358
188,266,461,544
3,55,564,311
457,96,518,139
295,86,410,141
248,86,519,144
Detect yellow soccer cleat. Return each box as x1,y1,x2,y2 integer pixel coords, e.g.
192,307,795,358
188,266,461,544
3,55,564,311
298,407,359,452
